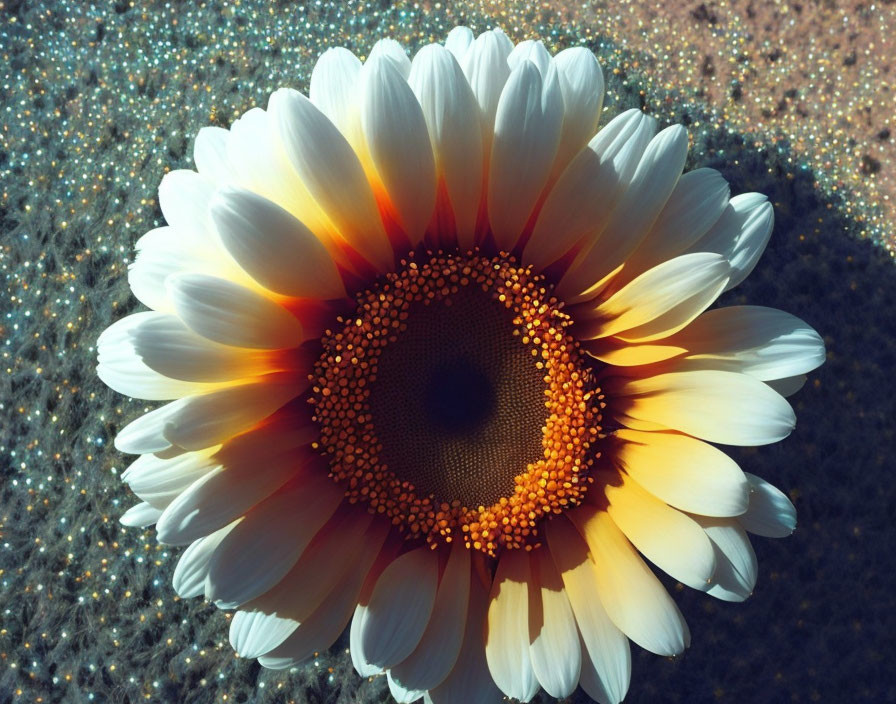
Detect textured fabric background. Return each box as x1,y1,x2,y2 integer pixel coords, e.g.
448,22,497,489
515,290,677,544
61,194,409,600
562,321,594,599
1,1,894,703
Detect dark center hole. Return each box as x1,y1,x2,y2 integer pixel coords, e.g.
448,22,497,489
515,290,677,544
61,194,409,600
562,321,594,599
423,359,495,435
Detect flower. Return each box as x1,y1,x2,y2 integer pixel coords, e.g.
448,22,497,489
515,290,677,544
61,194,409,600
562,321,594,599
97,26,826,704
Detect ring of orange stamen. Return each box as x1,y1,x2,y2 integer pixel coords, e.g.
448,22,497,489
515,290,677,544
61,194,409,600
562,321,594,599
310,252,601,555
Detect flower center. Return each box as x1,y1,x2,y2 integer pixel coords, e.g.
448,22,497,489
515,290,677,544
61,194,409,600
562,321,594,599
310,252,601,555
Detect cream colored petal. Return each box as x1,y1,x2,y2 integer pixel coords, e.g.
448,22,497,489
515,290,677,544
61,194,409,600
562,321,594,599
361,56,437,244
528,547,581,698
507,39,552,76
462,29,513,136
569,504,690,656
114,400,185,455
127,312,270,383
739,472,797,537
558,124,689,301
193,126,232,185
583,338,688,367
161,373,304,451
488,60,563,251
606,370,796,446
309,46,362,139
270,88,393,272
766,375,807,397
204,477,349,607
522,109,653,271
660,305,826,381
546,517,630,704
120,501,162,528
444,26,473,62
614,168,730,287
485,548,539,702
368,38,411,78
603,472,716,590
580,253,729,341
613,428,749,517
155,440,324,546
687,192,773,291
124,448,218,509
172,522,238,599
355,547,440,671
97,312,213,400
167,273,304,350
257,519,389,669
426,569,502,704
228,508,379,658
210,187,346,300
692,516,758,602
552,47,604,177
408,43,483,248
388,541,470,697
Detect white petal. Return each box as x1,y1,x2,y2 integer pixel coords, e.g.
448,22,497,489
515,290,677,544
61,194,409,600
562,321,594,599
225,106,333,242
193,126,232,185
126,312,269,383
444,26,473,62
603,472,716,591
388,541,470,695
546,518,630,704
368,38,411,78
114,400,185,454
120,501,162,528
210,187,346,299
310,47,362,139
97,312,211,399
528,547,581,698
158,169,217,247
425,570,502,704
361,56,437,243
613,429,749,517
408,44,483,248
124,448,218,509
766,375,807,397
523,109,653,270
161,373,303,451
257,520,389,668
229,509,379,659
507,39,552,76
559,124,689,300
569,505,690,656
662,306,826,381
606,370,796,446
580,253,730,341
270,88,393,272
155,427,320,545
204,475,345,606
127,226,211,314
616,168,731,286
167,273,304,349
688,193,773,291
462,29,513,137
172,522,238,598
739,473,797,537
356,547,440,670
552,47,604,175
485,549,539,702
488,60,563,251
692,516,758,602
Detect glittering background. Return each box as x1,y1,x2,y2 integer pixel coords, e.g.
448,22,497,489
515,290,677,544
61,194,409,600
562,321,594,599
1,1,894,702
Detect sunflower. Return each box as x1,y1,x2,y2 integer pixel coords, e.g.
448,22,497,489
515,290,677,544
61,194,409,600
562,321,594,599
98,26,825,704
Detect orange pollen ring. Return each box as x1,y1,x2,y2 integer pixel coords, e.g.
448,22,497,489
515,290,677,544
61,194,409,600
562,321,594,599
309,251,602,555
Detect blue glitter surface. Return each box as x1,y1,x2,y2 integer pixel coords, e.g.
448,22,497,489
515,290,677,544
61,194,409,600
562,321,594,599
1,2,893,703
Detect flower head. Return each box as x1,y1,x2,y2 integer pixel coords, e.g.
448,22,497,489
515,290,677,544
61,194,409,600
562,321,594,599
99,26,825,703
